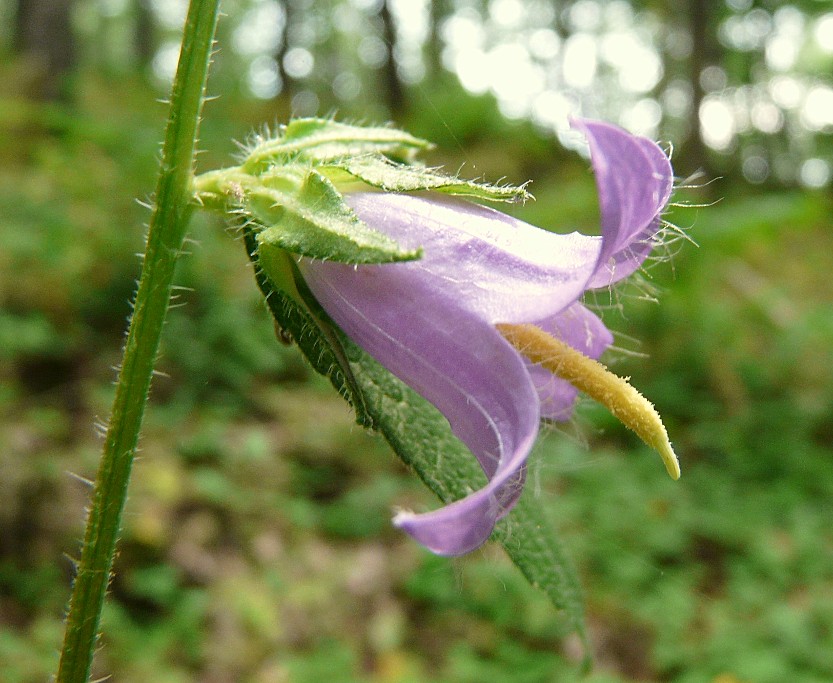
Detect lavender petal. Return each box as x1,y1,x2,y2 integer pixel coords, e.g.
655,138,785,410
574,120,674,289
299,256,540,555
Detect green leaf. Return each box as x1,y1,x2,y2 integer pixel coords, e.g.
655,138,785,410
342,334,589,659
248,239,588,657
323,156,531,203
244,228,373,428
252,168,421,264
244,118,431,171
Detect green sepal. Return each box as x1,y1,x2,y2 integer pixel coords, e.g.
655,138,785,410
194,118,532,267
244,226,373,428
244,118,431,172
249,167,421,264
246,237,589,659
322,156,531,203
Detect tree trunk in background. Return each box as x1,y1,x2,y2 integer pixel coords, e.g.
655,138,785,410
274,0,294,101
380,0,406,117
683,0,714,183
426,0,444,80
134,0,155,72
14,0,77,101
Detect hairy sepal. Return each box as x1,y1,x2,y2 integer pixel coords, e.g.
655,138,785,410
250,167,421,264
195,118,531,265
321,156,530,203
243,118,431,172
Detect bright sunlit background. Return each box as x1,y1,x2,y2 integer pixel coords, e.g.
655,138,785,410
2,1,832,682
5,0,829,184
99,0,833,186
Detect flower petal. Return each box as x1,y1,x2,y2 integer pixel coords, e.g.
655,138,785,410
299,256,540,555
573,120,674,289
343,192,601,324
525,303,614,420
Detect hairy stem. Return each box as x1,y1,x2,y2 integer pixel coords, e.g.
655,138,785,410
55,1,221,681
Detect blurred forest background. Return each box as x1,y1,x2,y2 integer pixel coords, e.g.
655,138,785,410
1,0,832,681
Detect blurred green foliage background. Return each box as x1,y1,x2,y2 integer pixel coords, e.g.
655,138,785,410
1,0,832,681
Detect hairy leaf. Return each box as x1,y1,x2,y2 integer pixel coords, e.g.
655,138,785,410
245,228,373,427
342,332,588,656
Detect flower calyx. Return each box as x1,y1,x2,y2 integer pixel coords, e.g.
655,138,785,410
192,118,530,266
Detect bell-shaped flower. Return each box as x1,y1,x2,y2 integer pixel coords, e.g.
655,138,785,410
297,120,676,556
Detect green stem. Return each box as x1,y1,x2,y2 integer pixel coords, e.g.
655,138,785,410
55,1,221,681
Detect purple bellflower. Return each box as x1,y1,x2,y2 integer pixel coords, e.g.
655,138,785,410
298,120,676,556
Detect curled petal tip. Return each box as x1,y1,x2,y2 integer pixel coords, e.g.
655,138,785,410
570,118,674,289
393,506,497,557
